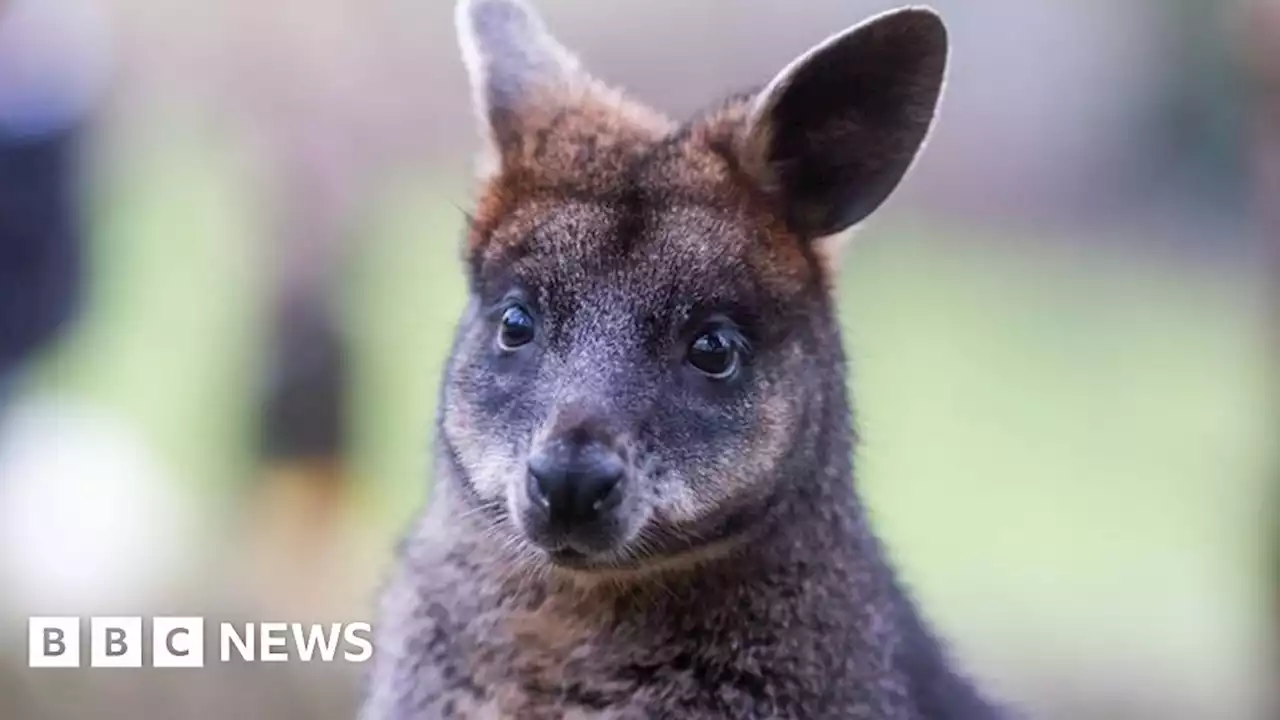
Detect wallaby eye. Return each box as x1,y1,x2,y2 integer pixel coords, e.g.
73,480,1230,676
497,305,536,350
687,329,741,379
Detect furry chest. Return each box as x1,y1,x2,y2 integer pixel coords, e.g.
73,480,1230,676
454,607,646,717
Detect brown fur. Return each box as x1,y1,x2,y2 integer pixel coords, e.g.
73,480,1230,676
361,2,1005,718
469,96,813,299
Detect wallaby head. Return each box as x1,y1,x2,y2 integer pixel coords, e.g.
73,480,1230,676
442,0,948,575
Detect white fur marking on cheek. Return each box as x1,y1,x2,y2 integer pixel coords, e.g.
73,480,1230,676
473,447,519,497
442,395,520,498
649,469,707,526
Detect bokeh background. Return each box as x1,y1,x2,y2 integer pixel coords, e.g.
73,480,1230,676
0,0,1277,718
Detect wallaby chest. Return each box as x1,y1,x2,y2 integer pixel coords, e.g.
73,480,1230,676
374,538,913,720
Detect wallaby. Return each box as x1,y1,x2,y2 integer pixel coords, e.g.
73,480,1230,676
361,1,1005,717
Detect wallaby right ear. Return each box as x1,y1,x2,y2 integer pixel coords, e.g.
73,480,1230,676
739,7,949,243
456,0,591,174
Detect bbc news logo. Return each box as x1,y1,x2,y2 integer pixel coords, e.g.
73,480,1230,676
28,617,373,668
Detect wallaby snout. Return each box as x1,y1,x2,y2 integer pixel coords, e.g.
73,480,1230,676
524,434,628,549
516,398,637,557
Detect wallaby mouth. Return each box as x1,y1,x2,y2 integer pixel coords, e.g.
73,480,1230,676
518,508,632,560
515,488,635,564
544,547,594,568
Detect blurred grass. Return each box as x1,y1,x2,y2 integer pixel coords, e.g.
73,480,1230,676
838,221,1273,703
19,134,1274,713
26,129,270,512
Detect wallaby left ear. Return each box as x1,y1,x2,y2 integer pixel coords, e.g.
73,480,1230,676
740,7,949,242
456,0,588,172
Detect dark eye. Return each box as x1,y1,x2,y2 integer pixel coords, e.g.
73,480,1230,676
497,305,535,350
687,329,740,379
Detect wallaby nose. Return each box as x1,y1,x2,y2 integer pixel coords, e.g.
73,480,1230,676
527,440,625,528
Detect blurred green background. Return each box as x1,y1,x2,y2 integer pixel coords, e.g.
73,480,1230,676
0,0,1276,718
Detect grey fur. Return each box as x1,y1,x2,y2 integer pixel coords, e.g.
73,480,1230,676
360,2,1006,718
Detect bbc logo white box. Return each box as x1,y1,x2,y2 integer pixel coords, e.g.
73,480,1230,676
28,617,80,668
90,617,142,668
153,617,204,667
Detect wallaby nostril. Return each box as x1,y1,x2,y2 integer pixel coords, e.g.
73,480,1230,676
526,470,551,512
588,473,623,513
578,452,624,518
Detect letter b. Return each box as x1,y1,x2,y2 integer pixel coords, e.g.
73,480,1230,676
28,617,80,668
91,617,141,667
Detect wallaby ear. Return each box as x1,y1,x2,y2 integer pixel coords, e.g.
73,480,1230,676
456,0,589,172
740,7,949,243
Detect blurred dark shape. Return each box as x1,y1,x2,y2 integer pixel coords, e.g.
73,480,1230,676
1155,0,1251,211
0,124,84,395
246,173,355,612
249,289,351,605
260,294,347,463
0,128,84,421
0,0,101,405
